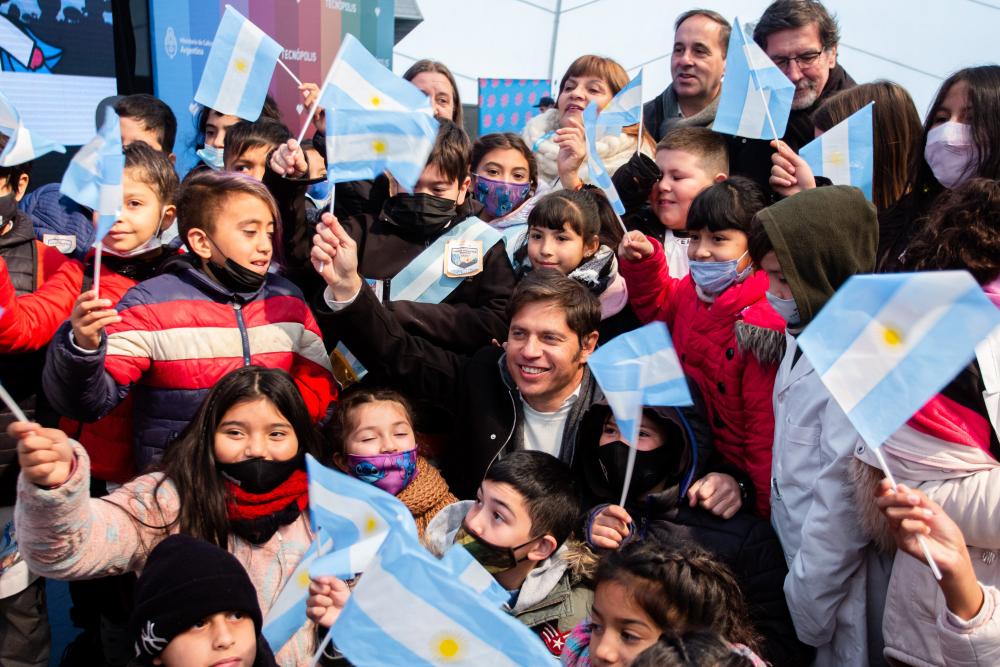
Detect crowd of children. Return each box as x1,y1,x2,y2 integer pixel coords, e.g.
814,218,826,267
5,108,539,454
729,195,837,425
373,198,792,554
1,1,1000,666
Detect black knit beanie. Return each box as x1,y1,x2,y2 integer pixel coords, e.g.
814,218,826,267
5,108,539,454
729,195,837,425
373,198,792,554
129,534,263,661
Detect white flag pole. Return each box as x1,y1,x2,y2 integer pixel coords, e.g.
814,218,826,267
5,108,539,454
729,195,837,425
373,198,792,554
635,67,645,155
618,436,638,506
276,58,303,87
316,111,333,275
0,382,29,423
871,445,943,581
93,244,102,299
309,628,334,667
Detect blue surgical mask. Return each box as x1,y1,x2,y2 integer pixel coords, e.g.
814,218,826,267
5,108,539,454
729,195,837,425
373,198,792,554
689,252,751,295
196,145,224,171
305,179,332,208
766,291,800,326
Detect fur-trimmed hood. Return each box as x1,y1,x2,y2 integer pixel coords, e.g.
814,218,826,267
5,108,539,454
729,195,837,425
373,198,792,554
735,320,786,367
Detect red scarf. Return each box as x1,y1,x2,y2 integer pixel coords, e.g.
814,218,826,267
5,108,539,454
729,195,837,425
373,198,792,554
225,469,309,522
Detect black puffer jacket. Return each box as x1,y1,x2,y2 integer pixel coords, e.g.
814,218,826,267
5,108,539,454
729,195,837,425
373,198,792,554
576,403,813,667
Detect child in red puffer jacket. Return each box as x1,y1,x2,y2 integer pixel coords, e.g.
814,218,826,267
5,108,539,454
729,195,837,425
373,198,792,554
618,177,784,517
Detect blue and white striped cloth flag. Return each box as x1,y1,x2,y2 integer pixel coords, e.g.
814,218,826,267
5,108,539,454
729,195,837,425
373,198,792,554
329,529,554,666
583,101,625,215
439,544,510,608
260,528,334,654
325,108,439,192
0,90,64,166
587,321,693,447
193,5,284,121
712,17,794,140
305,454,418,580
799,102,874,200
59,106,123,242
596,70,643,135
798,271,1000,448
319,33,432,113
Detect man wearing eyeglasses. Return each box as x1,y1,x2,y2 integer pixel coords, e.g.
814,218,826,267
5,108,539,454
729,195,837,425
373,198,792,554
729,0,856,199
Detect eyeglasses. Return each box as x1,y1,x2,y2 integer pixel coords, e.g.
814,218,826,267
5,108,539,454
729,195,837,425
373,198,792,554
771,49,826,71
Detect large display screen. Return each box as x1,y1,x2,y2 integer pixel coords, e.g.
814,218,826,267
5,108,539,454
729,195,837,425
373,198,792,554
0,0,119,146
149,0,394,173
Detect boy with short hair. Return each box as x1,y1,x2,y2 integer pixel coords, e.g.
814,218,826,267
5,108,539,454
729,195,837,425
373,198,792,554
747,186,889,666
115,94,178,157
617,127,728,278
223,119,292,181
44,170,337,469
309,451,595,657
316,120,515,355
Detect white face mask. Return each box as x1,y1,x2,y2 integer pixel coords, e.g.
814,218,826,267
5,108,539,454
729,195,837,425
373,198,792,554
766,291,800,326
924,121,978,189
100,208,167,258
196,145,225,171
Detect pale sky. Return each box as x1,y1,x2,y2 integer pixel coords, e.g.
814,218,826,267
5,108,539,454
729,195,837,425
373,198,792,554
393,0,1000,118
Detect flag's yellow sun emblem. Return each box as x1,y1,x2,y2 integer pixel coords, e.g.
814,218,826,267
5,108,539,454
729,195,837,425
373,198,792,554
297,570,311,587
882,325,903,346
364,515,379,533
433,635,461,660
828,150,846,166
234,58,248,73
372,140,387,155
371,96,381,107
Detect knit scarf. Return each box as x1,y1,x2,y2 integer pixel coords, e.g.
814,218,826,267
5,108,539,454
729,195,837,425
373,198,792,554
396,456,457,538
225,470,309,544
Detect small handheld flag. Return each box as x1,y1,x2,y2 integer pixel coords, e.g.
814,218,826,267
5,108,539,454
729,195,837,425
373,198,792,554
712,17,794,140
587,321,693,502
799,102,874,200
596,70,643,136
328,529,555,666
798,270,1000,580
194,5,284,121
260,528,334,654
583,102,626,220
325,108,439,193
305,454,418,580
0,90,65,166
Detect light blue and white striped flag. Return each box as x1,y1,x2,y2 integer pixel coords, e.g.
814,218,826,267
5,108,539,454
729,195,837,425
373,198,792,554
329,529,554,666
799,102,874,200
59,106,123,242
260,527,334,654
0,90,64,166
583,101,625,215
588,321,693,448
193,5,284,121
596,70,643,135
712,17,794,140
305,454,418,580
798,271,1000,449
318,34,432,113
325,108,439,192
439,544,510,608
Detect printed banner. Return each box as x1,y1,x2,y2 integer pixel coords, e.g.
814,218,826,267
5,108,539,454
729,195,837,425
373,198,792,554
478,78,551,137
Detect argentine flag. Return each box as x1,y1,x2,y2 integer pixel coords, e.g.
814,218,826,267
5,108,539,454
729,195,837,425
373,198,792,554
305,454,418,579
712,17,795,140
194,5,284,121
59,106,123,242
587,321,693,448
0,91,64,167
319,33,432,113
583,102,625,215
596,70,643,135
798,271,1000,449
799,102,874,200
260,528,334,654
329,529,554,666
325,108,439,192
440,544,510,608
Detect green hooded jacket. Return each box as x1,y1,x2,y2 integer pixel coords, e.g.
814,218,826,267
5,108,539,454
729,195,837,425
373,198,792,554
756,186,878,326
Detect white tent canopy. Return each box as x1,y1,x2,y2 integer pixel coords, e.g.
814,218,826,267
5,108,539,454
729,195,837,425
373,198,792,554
393,0,1000,118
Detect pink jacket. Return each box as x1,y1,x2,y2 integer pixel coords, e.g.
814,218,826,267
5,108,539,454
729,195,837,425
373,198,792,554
14,443,316,666
621,238,785,516
937,583,1000,666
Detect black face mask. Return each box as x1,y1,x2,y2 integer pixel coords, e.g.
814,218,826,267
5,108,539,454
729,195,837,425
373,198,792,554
207,257,267,293
382,192,457,234
218,456,302,494
0,193,18,234
597,441,672,501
